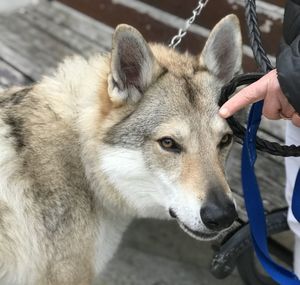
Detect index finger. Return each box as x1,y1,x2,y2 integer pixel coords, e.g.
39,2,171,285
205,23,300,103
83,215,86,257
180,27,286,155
219,76,267,118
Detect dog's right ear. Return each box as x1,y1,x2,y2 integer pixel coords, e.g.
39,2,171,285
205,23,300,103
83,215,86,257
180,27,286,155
199,14,242,83
108,24,158,106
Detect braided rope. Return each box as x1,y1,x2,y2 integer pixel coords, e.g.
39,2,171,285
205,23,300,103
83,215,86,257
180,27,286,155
244,0,273,72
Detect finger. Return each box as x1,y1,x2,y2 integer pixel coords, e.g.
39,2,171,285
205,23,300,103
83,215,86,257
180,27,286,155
292,113,300,127
278,92,296,118
262,93,281,120
219,76,267,118
280,106,295,119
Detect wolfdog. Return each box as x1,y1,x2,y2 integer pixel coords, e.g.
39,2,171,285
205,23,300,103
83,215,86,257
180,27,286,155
0,14,242,285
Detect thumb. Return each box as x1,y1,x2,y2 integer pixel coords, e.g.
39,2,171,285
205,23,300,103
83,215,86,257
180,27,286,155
219,76,268,118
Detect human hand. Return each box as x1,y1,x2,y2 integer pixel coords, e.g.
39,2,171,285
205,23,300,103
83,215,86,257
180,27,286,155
219,69,300,127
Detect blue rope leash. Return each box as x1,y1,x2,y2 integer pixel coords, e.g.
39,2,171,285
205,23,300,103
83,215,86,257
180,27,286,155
242,100,300,284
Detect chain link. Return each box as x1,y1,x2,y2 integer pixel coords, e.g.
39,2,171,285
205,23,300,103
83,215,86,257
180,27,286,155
169,0,210,48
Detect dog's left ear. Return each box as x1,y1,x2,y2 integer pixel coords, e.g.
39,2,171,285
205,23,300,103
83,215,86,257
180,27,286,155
199,14,242,83
109,24,158,105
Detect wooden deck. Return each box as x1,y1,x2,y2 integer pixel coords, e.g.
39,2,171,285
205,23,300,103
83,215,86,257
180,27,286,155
0,1,289,284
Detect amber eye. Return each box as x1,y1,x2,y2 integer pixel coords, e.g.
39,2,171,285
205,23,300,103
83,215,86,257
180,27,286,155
219,134,233,148
158,137,182,153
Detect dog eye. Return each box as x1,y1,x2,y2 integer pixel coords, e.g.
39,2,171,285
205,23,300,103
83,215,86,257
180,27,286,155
219,134,233,148
158,137,182,153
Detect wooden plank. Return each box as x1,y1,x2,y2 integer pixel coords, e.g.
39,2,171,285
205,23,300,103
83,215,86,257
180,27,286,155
0,60,31,88
259,118,285,142
0,14,77,80
139,0,284,22
226,145,287,222
0,2,114,81
34,2,113,51
20,8,105,57
226,143,286,221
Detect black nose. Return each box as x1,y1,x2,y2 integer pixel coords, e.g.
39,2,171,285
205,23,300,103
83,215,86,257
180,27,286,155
200,191,237,231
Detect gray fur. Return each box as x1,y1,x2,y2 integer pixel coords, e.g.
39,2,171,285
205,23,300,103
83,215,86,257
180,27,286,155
0,86,96,285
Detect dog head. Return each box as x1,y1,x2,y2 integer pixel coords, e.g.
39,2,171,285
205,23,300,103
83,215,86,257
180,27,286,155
100,15,242,240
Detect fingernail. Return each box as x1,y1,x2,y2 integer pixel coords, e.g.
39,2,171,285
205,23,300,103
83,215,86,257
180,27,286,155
219,108,230,118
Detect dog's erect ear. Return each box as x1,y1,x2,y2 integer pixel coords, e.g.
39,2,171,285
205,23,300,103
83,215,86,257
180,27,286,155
109,24,158,105
199,15,242,83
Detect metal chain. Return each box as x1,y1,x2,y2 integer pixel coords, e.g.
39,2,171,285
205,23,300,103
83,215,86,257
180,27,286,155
169,0,209,48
